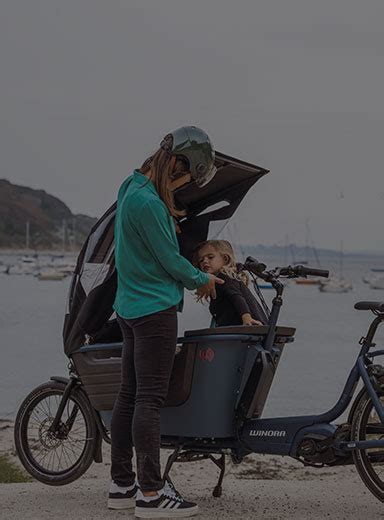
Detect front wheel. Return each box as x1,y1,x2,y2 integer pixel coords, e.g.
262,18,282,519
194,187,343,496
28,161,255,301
351,390,384,502
14,380,97,485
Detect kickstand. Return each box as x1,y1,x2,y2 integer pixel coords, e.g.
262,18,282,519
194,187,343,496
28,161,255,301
209,453,226,498
162,447,181,487
162,449,226,498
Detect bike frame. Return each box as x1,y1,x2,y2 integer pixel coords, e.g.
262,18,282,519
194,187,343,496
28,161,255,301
50,273,384,465
241,278,384,459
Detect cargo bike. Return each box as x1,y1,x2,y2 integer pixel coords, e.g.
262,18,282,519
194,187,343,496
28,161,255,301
14,152,384,503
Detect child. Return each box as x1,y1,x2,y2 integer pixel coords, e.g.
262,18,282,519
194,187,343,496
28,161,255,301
194,240,268,327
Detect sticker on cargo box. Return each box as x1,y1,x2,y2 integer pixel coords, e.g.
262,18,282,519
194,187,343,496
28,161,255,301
199,347,215,362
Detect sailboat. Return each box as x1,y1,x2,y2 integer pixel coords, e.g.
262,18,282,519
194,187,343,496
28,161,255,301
362,272,376,284
318,241,353,293
295,219,322,285
227,222,273,290
363,269,384,288
295,276,321,286
369,274,384,290
8,254,38,275
319,278,353,293
37,268,66,281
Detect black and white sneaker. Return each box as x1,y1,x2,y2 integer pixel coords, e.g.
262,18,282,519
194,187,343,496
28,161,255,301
135,483,198,518
107,481,139,510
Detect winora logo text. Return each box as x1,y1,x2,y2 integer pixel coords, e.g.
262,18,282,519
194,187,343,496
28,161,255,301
249,430,287,438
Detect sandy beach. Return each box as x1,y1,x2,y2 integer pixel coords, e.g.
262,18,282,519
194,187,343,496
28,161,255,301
1,419,383,520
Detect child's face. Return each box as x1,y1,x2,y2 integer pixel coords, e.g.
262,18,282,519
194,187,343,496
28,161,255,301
197,245,225,275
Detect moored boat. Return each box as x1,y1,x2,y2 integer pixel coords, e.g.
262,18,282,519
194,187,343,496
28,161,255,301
319,278,353,293
36,269,66,281
295,278,321,285
370,277,384,290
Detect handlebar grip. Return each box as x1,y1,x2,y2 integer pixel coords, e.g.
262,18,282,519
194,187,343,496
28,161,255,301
244,256,267,275
295,265,329,278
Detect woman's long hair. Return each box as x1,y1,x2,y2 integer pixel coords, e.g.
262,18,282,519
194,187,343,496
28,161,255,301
139,134,186,218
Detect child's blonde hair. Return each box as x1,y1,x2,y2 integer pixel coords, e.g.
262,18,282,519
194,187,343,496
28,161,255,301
193,239,249,286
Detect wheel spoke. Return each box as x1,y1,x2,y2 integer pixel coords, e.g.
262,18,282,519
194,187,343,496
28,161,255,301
367,452,384,464
60,443,72,468
46,448,54,471
68,425,87,436
352,393,384,496
34,404,49,419
57,445,66,471
34,446,50,463
21,390,92,476
39,398,52,418
61,442,77,466
366,424,384,435
64,443,81,461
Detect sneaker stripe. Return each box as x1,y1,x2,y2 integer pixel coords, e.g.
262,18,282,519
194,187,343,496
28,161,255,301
160,498,171,508
134,496,198,518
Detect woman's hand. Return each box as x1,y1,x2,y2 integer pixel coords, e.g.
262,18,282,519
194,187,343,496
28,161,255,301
241,313,263,326
196,274,224,301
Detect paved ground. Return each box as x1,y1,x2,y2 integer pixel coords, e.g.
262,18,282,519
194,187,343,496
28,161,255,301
1,420,384,520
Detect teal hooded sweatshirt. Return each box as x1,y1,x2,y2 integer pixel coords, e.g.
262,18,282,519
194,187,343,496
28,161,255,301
113,170,210,319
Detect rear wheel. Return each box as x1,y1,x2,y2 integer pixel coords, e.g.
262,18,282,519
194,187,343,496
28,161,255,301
14,380,97,485
351,391,384,502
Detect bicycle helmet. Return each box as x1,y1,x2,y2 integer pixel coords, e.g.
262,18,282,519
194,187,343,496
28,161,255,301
160,126,217,187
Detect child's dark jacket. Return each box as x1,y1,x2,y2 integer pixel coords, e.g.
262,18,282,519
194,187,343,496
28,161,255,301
209,272,268,326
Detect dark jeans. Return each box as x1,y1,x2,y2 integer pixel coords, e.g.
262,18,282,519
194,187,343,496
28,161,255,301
110,306,177,491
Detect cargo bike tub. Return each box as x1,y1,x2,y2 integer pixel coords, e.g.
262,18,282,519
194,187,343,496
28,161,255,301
14,152,384,504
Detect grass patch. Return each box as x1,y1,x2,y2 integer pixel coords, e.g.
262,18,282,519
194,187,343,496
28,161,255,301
0,454,32,483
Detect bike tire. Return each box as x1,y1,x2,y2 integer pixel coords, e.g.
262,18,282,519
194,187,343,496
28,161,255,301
14,380,97,486
351,389,384,502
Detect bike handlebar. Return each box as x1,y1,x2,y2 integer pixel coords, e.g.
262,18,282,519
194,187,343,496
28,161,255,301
242,257,329,280
284,265,329,278
242,257,266,275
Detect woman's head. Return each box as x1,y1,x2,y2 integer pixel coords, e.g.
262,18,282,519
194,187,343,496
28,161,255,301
194,240,237,276
161,127,216,188
140,126,216,217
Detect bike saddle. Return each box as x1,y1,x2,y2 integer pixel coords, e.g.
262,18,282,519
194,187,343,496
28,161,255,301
354,301,384,312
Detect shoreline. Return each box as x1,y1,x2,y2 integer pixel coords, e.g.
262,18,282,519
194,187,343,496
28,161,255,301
0,249,78,256
1,247,384,258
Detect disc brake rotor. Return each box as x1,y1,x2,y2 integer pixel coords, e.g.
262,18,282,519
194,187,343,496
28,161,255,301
38,417,67,449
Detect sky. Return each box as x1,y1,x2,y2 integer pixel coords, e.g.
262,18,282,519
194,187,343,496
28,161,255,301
1,0,384,252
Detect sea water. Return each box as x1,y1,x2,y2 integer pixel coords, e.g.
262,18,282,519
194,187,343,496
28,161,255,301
1,252,384,421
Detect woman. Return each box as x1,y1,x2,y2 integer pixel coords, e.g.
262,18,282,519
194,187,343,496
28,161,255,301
108,126,223,518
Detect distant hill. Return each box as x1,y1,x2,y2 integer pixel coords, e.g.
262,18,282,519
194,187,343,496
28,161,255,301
0,179,97,249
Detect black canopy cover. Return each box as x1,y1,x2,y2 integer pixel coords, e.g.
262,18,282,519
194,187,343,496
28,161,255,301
63,152,268,356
